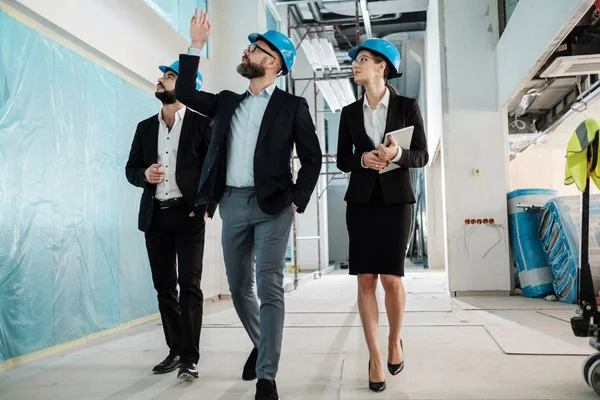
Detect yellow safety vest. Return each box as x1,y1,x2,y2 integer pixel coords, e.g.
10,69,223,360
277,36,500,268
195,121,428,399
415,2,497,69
565,118,600,192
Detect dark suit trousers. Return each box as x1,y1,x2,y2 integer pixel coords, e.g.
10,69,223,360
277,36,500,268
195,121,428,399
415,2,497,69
145,203,206,364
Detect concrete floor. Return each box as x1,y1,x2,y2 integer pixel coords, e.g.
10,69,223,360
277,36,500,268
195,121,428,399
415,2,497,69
1,268,599,400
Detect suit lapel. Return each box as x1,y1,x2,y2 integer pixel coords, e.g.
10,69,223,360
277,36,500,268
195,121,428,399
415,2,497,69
257,88,287,147
177,109,194,167
148,116,159,164
383,94,398,142
354,98,376,150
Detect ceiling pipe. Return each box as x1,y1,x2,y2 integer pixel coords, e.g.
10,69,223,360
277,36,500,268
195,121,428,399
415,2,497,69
295,3,401,25
359,0,372,38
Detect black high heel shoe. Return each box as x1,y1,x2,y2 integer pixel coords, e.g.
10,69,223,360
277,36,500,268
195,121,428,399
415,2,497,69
387,339,404,375
368,361,386,392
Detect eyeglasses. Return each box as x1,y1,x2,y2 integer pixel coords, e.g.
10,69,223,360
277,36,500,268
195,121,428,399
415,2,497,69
247,43,277,59
352,55,376,65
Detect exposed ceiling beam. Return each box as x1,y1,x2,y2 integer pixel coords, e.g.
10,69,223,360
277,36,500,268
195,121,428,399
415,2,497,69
359,0,372,39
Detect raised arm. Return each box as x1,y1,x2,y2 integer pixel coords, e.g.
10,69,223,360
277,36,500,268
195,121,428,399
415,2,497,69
175,9,218,118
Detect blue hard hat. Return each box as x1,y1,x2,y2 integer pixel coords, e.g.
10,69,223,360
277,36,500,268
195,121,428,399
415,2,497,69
159,61,203,90
248,30,296,75
348,38,402,78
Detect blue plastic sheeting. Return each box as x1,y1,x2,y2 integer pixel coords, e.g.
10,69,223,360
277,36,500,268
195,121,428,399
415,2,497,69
538,195,600,304
0,11,159,362
507,189,559,298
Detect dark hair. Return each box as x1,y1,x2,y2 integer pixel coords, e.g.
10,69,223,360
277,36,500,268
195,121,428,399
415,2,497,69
262,40,284,74
369,51,400,96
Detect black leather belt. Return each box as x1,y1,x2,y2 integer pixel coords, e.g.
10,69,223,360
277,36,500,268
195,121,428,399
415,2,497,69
155,197,184,209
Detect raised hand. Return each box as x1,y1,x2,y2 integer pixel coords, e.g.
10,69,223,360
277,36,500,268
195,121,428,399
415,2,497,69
190,8,212,49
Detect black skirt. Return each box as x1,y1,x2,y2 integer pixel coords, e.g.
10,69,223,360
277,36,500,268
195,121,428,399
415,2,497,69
345,178,413,276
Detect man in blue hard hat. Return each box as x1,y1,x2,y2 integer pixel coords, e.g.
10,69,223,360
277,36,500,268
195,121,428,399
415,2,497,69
176,8,322,400
125,60,216,381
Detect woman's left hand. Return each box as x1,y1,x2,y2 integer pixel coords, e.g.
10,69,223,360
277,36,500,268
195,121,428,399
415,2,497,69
378,135,400,162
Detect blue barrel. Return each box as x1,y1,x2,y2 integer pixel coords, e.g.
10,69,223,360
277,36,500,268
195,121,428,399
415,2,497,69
507,189,560,298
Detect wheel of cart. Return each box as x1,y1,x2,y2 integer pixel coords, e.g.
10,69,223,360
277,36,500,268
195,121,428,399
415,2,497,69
584,354,600,393
568,119,600,396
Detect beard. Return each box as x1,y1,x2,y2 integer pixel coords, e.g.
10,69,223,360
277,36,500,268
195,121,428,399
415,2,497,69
237,59,266,79
155,88,177,105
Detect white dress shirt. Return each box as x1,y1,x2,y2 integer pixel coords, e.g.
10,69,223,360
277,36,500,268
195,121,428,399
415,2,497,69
155,106,186,201
361,87,402,168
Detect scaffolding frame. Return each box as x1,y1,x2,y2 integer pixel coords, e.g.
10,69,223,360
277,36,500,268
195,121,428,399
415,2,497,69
289,154,349,289
284,3,361,289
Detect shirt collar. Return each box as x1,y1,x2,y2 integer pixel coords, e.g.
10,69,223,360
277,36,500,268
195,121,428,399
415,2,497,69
363,87,390,111
247,82,277,98
158,105,187,125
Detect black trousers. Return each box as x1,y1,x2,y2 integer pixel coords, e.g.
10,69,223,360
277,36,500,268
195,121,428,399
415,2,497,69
145,203,206,364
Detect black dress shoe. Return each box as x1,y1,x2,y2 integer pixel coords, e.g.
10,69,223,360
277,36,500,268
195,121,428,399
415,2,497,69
152,354,181,374
255,379,278,400
243,348,258,381
387,339,404,376
177,362,199,380
368,361,386,393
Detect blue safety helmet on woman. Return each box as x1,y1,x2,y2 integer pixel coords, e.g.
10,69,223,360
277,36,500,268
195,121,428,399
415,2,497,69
247,30,296,75
159,61,203,90
348,38,402,78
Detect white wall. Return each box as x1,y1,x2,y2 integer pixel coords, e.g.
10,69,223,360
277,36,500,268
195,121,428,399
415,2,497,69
425,157,445,269
424,0,443,164
14,0,189,88
496,0,591,107
510,135,600,196
424,0,446,271
405,40,424,100
9,0,285,299
440,0,511,294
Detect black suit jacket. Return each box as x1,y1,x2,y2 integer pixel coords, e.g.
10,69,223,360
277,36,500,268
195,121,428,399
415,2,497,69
336,93,428,205
175,54,322,215
125,109,217,232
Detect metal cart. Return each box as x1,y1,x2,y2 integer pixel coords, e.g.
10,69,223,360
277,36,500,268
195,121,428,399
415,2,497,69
570,136,600,395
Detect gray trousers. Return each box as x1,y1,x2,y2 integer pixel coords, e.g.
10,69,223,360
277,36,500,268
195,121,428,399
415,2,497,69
219,186,294,380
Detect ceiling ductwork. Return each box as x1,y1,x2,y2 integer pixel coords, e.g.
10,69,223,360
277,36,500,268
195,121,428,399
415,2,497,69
279,0,427,110
507,4,600,159
285,0,427,53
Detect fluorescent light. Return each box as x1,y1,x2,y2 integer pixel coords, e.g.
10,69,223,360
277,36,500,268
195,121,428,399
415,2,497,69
328,80,346,107
300,40,322,70
316,79,356,112
359,0,373,39
311,39,329,70
300,37,341,72
316,80,341,112
319,39,340,71
339,79,356,104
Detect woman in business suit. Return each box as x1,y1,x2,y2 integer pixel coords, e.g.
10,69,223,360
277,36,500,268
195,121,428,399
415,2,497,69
336,38,428,392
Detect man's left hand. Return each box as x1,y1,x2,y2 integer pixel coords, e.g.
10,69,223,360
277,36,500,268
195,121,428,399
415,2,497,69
378,135,400,162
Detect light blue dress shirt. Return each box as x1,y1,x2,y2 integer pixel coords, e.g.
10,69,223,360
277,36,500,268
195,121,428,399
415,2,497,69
187,47,275,188
226,83,276,187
